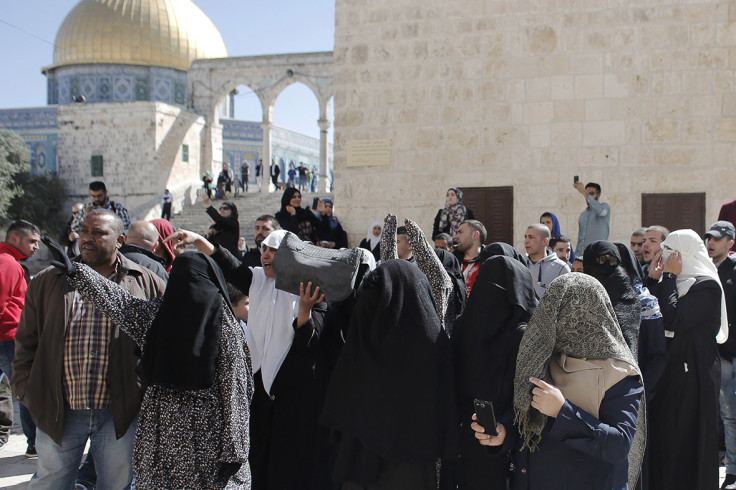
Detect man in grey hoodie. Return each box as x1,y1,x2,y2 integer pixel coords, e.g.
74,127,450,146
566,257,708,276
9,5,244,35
524,224,570,298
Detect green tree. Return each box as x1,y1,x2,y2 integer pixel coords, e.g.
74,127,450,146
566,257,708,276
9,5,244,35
0,129,29,216
7,172,68,235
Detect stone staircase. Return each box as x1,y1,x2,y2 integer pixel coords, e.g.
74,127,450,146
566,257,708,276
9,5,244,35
169,188,333,249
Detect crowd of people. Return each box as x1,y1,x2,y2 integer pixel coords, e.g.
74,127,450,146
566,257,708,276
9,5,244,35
1,178,736,490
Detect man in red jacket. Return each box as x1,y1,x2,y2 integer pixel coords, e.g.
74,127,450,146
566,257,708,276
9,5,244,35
0,220,40,455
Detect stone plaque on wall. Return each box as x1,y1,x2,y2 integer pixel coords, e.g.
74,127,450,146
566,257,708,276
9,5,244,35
346,139,390,167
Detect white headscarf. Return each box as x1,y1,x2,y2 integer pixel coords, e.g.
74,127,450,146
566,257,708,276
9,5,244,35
247,230,300,394
661,229,728,344
366,221,382,250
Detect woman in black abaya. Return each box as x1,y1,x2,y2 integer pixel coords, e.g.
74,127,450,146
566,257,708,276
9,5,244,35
450,256,537,489
274,187,321,243
321,260,457,489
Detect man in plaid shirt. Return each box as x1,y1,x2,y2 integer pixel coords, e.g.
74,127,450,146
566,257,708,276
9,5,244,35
70,181,131,235
12,209,165,489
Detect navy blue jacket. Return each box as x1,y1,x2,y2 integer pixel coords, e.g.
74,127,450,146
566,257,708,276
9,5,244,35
509,376,643,490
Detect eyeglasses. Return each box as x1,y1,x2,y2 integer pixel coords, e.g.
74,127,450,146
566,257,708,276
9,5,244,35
219,206,231,211
595,254,619,266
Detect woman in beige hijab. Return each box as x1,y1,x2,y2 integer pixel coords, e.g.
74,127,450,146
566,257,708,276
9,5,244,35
472,273,645,490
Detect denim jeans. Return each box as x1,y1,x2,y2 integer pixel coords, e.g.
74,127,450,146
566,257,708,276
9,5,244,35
29,406,136,490
721,357,736,474
0,339,36,446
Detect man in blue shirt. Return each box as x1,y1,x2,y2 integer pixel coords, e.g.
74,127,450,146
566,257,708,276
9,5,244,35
573,181,610,257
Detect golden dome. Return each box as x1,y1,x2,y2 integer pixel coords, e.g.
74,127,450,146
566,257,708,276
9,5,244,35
51,0,227,71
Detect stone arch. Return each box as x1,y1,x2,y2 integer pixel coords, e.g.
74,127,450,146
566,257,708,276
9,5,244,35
188,52,333,192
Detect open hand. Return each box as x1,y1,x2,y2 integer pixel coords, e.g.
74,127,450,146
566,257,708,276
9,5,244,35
296,281,325,328
662,249,682,275
42,236,76,275
648,250,664,280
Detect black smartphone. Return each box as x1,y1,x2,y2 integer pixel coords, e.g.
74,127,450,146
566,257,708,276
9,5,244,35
473,399,498,436
312,197,319,209
573,175,579,183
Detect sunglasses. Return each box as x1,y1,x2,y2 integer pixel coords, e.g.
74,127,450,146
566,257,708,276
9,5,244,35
594,254,619,267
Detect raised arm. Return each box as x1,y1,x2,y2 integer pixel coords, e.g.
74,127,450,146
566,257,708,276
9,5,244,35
404,218,453,329
68,263,161,349
380,213,398,262
586,196,609,217
164,230,253,293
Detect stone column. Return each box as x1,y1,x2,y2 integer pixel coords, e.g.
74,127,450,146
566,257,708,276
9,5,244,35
261,120,273,193
318,118,331,193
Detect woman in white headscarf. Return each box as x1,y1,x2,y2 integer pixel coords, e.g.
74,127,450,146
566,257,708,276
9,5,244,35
166,228,331,490
646,229,725,490
359,221,382,262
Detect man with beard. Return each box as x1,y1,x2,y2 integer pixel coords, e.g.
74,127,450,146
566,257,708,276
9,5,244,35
642,225,670,293
453,220,487,298
71,181,131,234
241,215,281,268
0,220,41,455
12,209,165,489
630,227,647,265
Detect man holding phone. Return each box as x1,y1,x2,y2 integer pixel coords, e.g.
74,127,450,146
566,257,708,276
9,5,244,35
572,180,610,257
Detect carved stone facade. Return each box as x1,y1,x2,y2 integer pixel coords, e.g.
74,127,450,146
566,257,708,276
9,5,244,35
332,0,736,249
55,101,205,219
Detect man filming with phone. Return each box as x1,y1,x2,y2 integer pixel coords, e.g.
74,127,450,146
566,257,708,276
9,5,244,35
572,179,610,258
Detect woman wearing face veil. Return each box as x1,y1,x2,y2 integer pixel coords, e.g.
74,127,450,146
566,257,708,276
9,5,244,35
473,273,645,490
321,260,458,489
43,243,254,489
450,256,537,489
647,229,726,490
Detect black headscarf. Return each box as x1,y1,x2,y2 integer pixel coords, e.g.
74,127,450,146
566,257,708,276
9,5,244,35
435,248,466,332
452,256,538,404
583,241,642,360
614,242,646,286
479,241,526,265
140,252,231,389
280,188,302,213
321,260,457,462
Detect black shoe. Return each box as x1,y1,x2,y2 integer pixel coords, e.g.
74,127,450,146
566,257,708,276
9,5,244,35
722,473,736,489
24,444,37,459
0,437,7,450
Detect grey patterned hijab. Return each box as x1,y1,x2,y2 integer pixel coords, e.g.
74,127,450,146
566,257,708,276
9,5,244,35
513,272,645,488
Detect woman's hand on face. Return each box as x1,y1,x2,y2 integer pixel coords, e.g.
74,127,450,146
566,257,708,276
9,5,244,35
471,414,506,447
286,205,296,216
530,377,565,418
662,250,682,275
648,250,664,280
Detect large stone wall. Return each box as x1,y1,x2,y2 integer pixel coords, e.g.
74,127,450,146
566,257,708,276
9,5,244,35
333,0,736,250
56,101,205,220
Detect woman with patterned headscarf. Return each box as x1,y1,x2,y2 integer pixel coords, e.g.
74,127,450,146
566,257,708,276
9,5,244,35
432,187,475,240
472,273,645,490
646,229,725,490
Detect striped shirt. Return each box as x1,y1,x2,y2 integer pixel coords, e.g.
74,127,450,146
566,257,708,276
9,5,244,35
63,262,122,410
